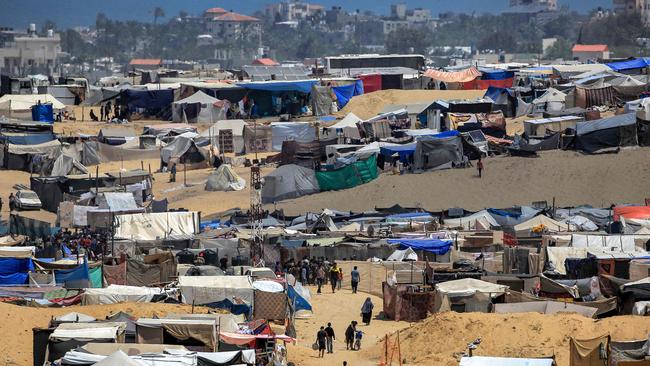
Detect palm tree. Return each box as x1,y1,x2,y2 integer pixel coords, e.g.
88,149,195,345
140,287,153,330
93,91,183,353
153,7,165,25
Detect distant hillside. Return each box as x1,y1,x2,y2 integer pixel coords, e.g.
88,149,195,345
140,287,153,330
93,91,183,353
0,0,611,29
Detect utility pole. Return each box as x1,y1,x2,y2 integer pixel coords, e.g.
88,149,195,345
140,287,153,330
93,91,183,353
250,166,264,267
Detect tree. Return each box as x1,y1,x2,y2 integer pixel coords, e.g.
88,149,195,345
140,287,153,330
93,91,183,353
545,37,573,60
153,7,165,25
385,28,431,55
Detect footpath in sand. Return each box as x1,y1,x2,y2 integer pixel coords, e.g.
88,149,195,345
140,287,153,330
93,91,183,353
287,286,409,366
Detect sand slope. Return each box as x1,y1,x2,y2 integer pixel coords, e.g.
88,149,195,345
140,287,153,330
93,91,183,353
272,148,650,215
374,311,650,366
336,89,487,120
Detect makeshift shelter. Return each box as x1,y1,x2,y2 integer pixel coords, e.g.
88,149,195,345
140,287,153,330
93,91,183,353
382,282,435,321
113,212,199,241
0,94,65,120
49,154,88,177
311,85,335,116
178,275,254,306
514,215,576,237
386,247,418,262
531,88,567,114
121,89,174,118
47,322,126,363
143,123,197,138
444,210,500,230
575,79,616,108
316,154,378,191
271,122,317,151
2,139,61,172
413,134,464,171
172,91,225,123
244,124,273,153
135,318,217,351
82,285,166,305
98,128,136,146
261,164,320,203
237,80,317,117
332,79,364,108
494,301,597,318
523,116,585,137
200,120,246,154
205,165,246,192
570,335,610,366
160,136,210,168
424,67,481,84
573,113,638,154
386,238,453,256
326,113,362,140
434,278,508,313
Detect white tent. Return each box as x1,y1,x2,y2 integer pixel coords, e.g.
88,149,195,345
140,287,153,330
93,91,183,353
443,210,499,230
514,215,576,236
0,94,65,119
178,275,254,305
82,285,166,305
326,113,362,139
435,278,508,298
172,91,225,124
531,88,566,113
386,247,418,262
200,119,247,154
205,164,246,191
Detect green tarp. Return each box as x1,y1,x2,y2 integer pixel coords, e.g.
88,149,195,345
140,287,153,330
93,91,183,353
89,266,103,288
316,155,378,191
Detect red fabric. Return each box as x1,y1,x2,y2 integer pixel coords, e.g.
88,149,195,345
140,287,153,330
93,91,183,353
50,293,83,306
103,261,127,286
358,74,382,93
462,78,514,90
614,206,650,221
503,232,519,246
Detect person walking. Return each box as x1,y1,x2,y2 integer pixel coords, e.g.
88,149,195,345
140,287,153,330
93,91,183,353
170,163,177,183
329,262,339,293
316,265,325,294
345,321,357,350
8,193,15,212
337,266,343,290
360,297,374,326
325,322,335,354
301,264,308,285
316,326,327,358
351,266,360,294
477,156,484,178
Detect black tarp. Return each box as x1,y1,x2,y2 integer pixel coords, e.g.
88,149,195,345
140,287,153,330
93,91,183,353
508,133,561,156
574,113,638,154
10,214,53,238
381,74,403,90
413,135,464,170
638,119,650,147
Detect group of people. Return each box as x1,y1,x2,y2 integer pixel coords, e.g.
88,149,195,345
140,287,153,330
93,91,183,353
316,306,375,358
34,228,109,261
284,258,362,295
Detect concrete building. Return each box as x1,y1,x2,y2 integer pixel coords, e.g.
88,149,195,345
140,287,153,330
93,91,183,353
508,0,558,12
266,1,325,21
613,0,650,24
572,44,610,62
391,3,408,20
383,20,409,35
0,25,61,76
205,12,262,44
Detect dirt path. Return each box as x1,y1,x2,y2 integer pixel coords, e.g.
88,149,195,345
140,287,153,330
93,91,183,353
287,285,410,366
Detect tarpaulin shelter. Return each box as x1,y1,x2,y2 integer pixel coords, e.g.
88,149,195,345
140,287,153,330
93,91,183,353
83,285,166,305
494,301,598,318
614,206,650,221
120,89,174,119
386,238,453,255
332,80,364,108
0,94,65,120
126,252,177,287
47,322,127,363
435,278,508,297
358,74,382,93
287,283,312,314
261,164,320,203
444,210,500,230
2,139,61,171
237,80,318,117
523,116,584,137
413,135,464,170
136,318,217,351
49,154,88,177
143,123,197,138
172,91,225,124
114,212,199,241
160,136,210,167
0,131,55,145
607,58,650,72
569,335,610,366
573,113,638,154
379,143,416,163
531,88,567,114
205,165,246,192
382,282,434,321
271,122,317,151
244,124,273,153
178,275,254,306
316,154,378,191
0,256,34,285
326,113,362,140
575,79,616,108
514,215,576,236
200,119,247,154
424,67,481,83
311,85,335,116
98,127,136,146
463,68,515,90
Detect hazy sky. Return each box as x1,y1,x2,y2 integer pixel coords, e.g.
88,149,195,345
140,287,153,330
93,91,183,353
0,0,611,29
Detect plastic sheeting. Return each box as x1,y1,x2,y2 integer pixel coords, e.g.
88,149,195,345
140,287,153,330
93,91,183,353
178,276,254,306
435,278,508,297
460,356,554,366
270,122,316,151
0,257,33,285
114,212,198,241
205,165,246,192
316,154,378,191
237,80,318,94
424,67,481,83
386,238,453,255
262,164,320,204
332,80,364,108
413,135,464,170
83,285,164,305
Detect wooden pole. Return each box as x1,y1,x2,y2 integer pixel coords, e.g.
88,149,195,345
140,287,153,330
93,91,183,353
397,331,402,366
385,334,389,366
183,163,187,186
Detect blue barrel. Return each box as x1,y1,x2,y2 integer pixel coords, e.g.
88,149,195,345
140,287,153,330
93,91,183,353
31,103,54,123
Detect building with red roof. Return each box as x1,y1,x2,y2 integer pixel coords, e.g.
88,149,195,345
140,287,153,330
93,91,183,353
204,7,227,17
572,44,610,62
128,59,162,70
205,10,262,43
252,58,280,66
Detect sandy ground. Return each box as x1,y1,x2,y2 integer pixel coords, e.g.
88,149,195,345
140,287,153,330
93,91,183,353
0,301,211,366
337,89,487,120
273,147,650,215
286,286,409,366
374,311,650,366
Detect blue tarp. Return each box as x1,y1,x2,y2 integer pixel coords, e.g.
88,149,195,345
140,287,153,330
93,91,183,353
607,58,649,72
54,261,89,287
386,238,453,255
0,132,55,145
386,212,433,220
379,143,417,163
122,89,174,109
431,130,461,138
31,103,54,123
238,80,318,94
479,68,515,80
0,258,34,285
206,298,251,316
487,208,522,218
332,80,365,108
287,285,312,312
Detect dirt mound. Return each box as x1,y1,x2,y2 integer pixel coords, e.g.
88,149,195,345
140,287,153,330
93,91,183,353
337,89,487,120
376,312,650,366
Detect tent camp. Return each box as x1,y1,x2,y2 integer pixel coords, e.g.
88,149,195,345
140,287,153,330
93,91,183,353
2,139,62,172
82,285,166,305
205,165,246,192
514,215,576,237
49,154,88,177
261,164,320,203
172,91,225,123
135,318,217,351
574,113,638,153
0,94,65,120
200,120,247,154
413,134,464,171
47,322,127,363
523,116,584,137
531,88,567,114
178,275,254,306
444,210,500,230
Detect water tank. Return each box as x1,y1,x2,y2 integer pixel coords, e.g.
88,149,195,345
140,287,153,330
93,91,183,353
29,24,36,33
47,29,53,38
